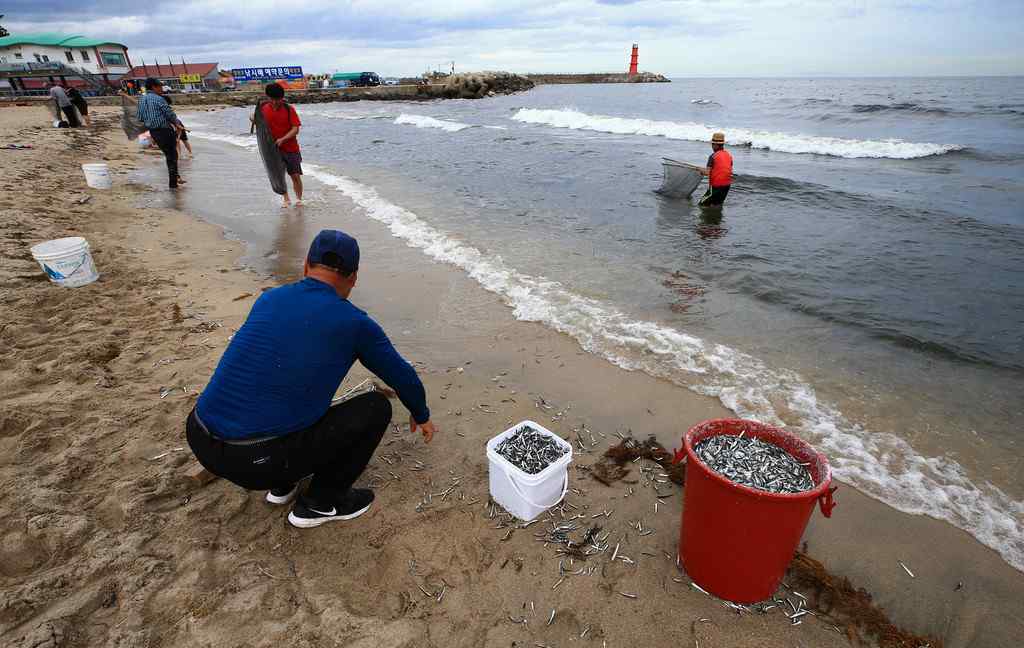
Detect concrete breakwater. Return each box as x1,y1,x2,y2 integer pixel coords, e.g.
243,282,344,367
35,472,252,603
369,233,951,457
526,72,670,84
2,72,536,108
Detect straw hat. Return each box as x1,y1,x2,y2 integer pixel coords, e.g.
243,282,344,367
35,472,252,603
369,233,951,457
711,132,726,144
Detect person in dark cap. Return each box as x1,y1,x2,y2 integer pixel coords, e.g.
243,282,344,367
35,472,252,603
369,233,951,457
186,230,437,528
136,77,185,188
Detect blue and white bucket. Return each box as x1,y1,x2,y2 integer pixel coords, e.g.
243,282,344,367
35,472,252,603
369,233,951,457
30,237,99,287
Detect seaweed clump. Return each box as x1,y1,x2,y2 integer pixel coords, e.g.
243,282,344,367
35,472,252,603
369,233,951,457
787,551,944,648
588,435,686,486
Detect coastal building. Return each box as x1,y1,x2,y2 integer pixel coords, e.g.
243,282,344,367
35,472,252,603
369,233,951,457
123,62,222,92
0,32,130,94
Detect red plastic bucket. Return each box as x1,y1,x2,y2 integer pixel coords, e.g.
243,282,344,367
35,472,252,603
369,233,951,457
675,419,837,603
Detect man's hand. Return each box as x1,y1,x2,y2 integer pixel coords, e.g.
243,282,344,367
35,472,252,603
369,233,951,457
410,415,437,443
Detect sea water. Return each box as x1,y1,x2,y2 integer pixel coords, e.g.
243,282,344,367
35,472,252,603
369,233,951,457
186,77,1024,572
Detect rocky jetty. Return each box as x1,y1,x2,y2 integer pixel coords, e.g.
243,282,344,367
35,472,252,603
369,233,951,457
441,72,535,99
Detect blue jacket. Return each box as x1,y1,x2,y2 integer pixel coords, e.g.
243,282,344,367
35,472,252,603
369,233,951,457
196,278,429,439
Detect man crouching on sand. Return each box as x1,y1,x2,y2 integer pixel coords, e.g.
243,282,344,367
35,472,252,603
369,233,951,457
186,229,437,528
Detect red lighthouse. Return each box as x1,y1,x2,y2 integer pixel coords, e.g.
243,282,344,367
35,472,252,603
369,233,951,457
628,43,639,76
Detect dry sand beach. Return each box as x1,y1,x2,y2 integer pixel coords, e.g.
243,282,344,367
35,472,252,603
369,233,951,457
1,103,1022,648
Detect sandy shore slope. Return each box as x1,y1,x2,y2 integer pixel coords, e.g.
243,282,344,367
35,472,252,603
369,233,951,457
1,105,1019,648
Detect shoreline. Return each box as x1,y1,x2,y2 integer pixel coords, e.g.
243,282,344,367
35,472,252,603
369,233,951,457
186,100,1023,573
1,105,1021,647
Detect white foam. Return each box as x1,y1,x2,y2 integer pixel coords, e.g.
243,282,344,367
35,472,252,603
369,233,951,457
512,108,963,159
189,129,1023,574
189,130,257,149
394,114,473,132
300,108,385,120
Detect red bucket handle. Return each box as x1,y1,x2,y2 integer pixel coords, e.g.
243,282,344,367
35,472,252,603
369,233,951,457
818,485,838,518
672,447,686,465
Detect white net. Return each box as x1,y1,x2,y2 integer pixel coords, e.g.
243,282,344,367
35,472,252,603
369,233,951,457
656,158,703,198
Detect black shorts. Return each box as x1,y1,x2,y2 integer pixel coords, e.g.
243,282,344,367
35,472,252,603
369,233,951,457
178,128,188,141
699,184,730,206
72,101,88,115
282,151,303,176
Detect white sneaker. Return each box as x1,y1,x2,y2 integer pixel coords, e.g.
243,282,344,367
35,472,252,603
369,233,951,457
265,483,298,505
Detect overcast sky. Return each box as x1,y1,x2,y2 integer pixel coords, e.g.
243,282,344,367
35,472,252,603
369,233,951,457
4,1,1022,77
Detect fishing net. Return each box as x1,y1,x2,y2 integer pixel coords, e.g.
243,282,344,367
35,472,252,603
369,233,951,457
120,95,147,140
253,102,288,196
657,158,703,198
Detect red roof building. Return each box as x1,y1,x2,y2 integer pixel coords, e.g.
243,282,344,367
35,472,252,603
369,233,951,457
124,62,221,89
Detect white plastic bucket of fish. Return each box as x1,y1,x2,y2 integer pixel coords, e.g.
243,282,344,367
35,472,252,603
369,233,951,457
30,237,99,287
81,162,112,189
487,420,572,522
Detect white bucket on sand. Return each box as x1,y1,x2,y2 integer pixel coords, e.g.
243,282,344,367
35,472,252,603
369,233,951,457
30,237,99,287
82,163,112,189
487,420,572,521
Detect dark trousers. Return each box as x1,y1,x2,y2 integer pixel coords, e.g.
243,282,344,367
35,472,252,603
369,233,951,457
186,391,393,499
149,127,180,188
60,104,81,128
699,184,731,206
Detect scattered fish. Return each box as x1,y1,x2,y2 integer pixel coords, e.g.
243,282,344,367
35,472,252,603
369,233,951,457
898,560,915,578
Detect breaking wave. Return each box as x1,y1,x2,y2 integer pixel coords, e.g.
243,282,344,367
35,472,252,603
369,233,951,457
187,130,255,148
189,129,1024,574
300,109,375,120
512,108,963,159
395,114,473,132
851,102,952,116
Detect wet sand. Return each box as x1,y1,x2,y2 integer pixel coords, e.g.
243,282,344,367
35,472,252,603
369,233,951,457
0,104,1021,647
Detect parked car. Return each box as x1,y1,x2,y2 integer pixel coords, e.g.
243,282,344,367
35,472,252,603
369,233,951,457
382,77,400,86
351,72,381,87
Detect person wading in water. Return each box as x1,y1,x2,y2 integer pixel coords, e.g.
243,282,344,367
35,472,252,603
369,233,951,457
136,78,185,188
185,230,437,528
258,82,304,207
699,132,733,207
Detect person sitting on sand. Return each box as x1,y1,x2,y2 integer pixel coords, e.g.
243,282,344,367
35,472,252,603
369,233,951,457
698,132,733,207
186,229,437,528
257,82,304,207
